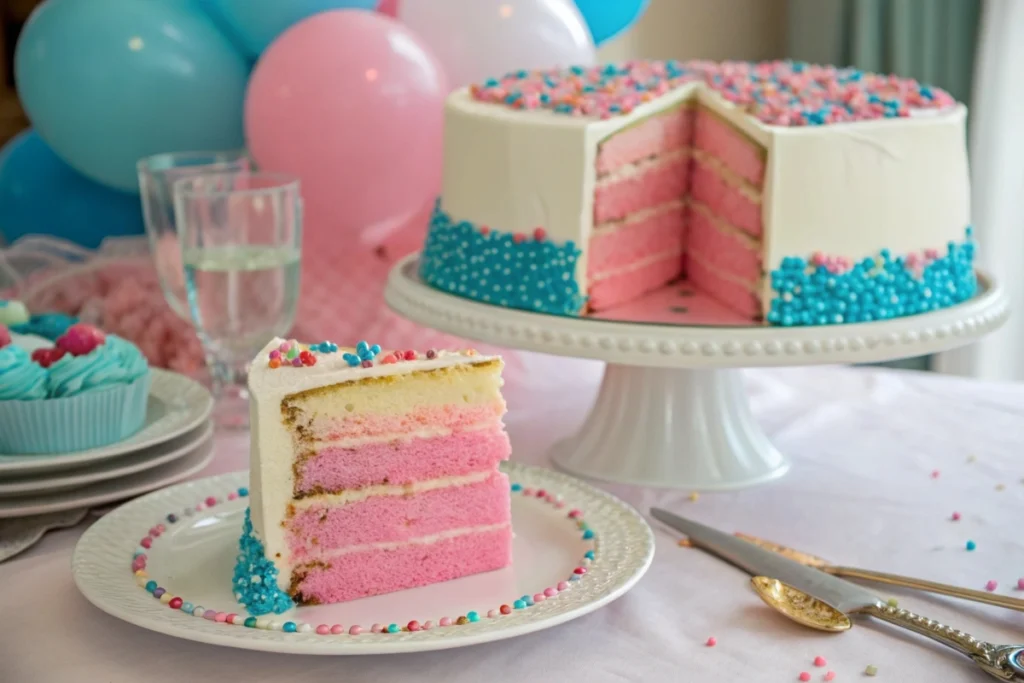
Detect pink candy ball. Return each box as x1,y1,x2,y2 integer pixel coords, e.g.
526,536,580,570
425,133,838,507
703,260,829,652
347,625,361,635
56,323,105,356
316,625,330,635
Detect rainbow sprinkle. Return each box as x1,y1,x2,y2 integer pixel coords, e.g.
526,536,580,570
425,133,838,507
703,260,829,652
470,60,955,127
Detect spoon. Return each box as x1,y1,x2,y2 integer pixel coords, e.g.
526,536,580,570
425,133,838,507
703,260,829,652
751,577,1024,681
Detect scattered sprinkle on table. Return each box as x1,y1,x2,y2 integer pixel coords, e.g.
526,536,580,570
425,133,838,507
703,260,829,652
824,672,836,682
986,580,998,592
930,470,940,479
966,540,977,551
705,636,717,647
798,673,811,682
865,664,878,676
678,538,693,548
995,484,1006,491
689,492,700,503
951,511,961,521
813,656,827,667
886,598,899,607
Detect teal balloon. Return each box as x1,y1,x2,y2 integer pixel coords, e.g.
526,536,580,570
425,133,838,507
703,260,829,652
574,0,649,45
208,0,379,58
0,130,144,249
15,0,248,193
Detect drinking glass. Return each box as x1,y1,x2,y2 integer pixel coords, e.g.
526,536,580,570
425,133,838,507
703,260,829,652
173,172,303,429
138,151,252,320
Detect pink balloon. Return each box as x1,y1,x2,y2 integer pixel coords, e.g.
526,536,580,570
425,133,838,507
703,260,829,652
377,0,399,18
399,0,596,90
245,10,447,235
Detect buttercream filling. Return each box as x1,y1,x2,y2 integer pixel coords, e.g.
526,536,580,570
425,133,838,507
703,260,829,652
688,200,762,249
295,522,511,561
690,148,763,202
595,147,690,185
289,470,494,509
592,199,686,235
301,419,497,450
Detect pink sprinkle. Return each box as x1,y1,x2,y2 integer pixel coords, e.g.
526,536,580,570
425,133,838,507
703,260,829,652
195,502,205,511
544,587,558,597
269,349,281,360
439,617,452,627
205,497,217,507
522,488,534,496
316,625,330,635
799,673,811,682
824,672,836,682
291,357,303,367
346,625,360,635
557,581,570,591
422,621,434,630
533,593,546,603
1017,578,1024,590
574,567,587,575
203,610,217,621
156,524,166,533
931,470,940,479
951,511,961,521
228,492,238,501
488,609,499,618
555,501,566,509
370,623,383,633
278,342,290,352
360,360,373,368
140,537,152,549
986,580,998,592
536,489,547,498
214,612,228,623
705,636,717,647
568,509,582,518
814,656,827,667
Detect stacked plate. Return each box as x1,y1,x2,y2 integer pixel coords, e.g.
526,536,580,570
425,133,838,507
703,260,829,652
0,369,215,519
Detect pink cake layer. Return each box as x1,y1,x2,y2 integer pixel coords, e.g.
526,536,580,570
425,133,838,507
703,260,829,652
587,203,687,277
596,106,694,175
589,251,683,310
693,110,765,187
593,153,689,225
304,402,504,442
291,525,513,604
690,158,762,238
296,422,510,495
687,204,761,282
686,255,761,319
288,471,511,558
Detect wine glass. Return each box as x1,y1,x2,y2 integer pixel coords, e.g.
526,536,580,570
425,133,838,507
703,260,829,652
173,172,303,429
138,151,252,320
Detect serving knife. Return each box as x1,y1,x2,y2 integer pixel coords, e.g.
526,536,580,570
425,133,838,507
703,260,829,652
651,508,1024,681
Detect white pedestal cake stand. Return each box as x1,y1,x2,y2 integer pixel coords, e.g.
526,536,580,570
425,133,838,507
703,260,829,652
385,255,1009,490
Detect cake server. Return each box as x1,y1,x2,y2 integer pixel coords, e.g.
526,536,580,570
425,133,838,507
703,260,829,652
650,508,1024,681
732,532,1024,612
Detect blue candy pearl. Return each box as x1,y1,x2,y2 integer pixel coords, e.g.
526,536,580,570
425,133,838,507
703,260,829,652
238,487,249,497
467,611,480,622
513,599,527,609
145,580,157,593
283,621,297,633
510,483,522,492
387,623,400,633
582,529,595,540
584,550,595,560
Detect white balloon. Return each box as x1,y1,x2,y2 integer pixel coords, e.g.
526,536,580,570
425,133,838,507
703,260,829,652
399,0,597,91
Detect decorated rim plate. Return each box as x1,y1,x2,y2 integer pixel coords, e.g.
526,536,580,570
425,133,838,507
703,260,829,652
0,369,213,477
72,462,655,654
0,436,214,518
0,421,213,497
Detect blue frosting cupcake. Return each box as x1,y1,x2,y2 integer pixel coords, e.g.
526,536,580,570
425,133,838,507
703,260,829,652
0,328,152,454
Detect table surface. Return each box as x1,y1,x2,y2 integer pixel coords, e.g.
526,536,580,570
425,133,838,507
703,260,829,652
2,359,1022,683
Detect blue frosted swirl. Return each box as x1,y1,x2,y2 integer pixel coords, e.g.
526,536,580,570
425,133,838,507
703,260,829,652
47,335,149,398
0,345,48,401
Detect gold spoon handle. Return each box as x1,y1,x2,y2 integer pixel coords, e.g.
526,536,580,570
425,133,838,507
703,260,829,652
863,602,1024,681
830,566,1024,612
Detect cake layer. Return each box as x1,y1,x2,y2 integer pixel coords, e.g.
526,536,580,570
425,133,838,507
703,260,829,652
692,108,765,186
687,202,761,282
593,151,690,224
281,360,505,442
290,524,513,604
589,251,684,310
686,254,761,319
588,201,686,277
690,154,762,238
287,471,510,558
295,422,510,495
596,105,694,175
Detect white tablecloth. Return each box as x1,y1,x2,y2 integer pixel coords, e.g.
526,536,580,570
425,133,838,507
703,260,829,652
2,364,1022,683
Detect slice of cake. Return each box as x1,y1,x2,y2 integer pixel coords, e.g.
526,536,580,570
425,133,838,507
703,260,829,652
235,339,512,614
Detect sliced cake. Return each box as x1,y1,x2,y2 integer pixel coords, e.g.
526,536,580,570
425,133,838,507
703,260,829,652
235,339,512,614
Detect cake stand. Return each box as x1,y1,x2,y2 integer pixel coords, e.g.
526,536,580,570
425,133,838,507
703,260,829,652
385,255,1009,490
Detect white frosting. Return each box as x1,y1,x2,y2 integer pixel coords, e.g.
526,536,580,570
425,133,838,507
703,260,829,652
440,84,970,313
290,470,493,509
248,338,500,590
303,522,510,562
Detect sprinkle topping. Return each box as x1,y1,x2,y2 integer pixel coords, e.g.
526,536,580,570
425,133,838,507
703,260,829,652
470,60,955,126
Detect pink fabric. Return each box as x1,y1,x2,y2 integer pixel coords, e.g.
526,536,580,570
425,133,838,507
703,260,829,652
593,154,690,224
292,525,513,604
296,423,510,494
298,402,505,443
693,110,765,186
288,471,511,558
588,252,683,311
685,255,761,319
687,207,761,282
690,159,763,238
587,204,687,277
595,107,693,175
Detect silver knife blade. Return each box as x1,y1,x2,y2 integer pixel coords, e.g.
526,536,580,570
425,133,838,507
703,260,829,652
651,507,881,614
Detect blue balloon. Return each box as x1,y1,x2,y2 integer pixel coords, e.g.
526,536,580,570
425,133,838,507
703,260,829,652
0,130,144,249
574,0,650,45
15,0,249,193
208,0,380,58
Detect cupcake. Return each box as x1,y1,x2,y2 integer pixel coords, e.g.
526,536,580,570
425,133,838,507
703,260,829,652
0,322,152,454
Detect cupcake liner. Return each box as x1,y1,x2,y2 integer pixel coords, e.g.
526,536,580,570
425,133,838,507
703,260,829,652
0,371,152,455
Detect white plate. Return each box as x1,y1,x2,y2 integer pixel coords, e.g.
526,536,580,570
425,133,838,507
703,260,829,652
0,435,214,518
0,369,213,478
0,421,214,497
72,462,654,654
